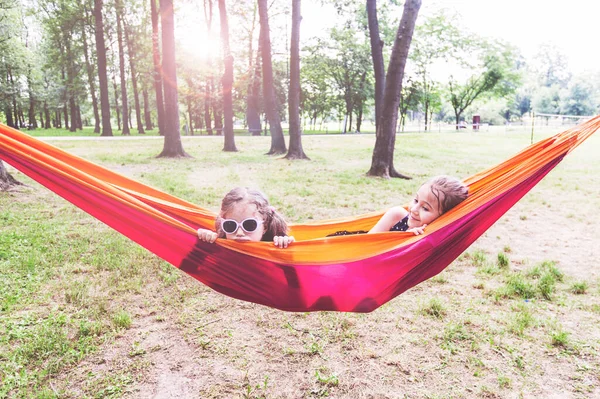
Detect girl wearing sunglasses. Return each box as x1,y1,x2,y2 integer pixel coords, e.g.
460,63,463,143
197,187,294,248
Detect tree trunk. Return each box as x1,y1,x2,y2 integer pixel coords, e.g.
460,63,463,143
94,0,113,136
204,81,213,135
116,2,130,135
212,80,223,135
5,106,14,127
218,0,237,151
285,0,308,160
67,39,78,133
367,0,421,179
245,2,261,135
257,0,286,155
0,160,23,191
124,19,145,134
82,6,101,133
112,71,121,130
143,89,153,130
366,0,385,133
157,0,189,157
26,72,37,129
203,0,214,136
63,103,69,130
150,0,165,136
44,102,51,128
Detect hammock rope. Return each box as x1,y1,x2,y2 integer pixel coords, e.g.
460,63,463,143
1,118,598,312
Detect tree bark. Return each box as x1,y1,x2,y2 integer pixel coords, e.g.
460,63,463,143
218,0,237,151
143,89,153,130
245,2,261,135
82,5,101,133
0,160,23,191
366,0,385,133
204,81,213,135
112,70,121,130
150,0,165,136
157,0,189,157
94,0,113,136
285,0,308,160
257,0,286,155
367,0,421,179
115,1,130,135
123,19,145,134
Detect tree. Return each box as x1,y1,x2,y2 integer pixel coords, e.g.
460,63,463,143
82,3,101,133
366,0,384,132
115,0,130,135
367,0,421,179
94,0,113,136
285,0,308,160
0,160,23,191
150,0,165,135
257,0,286,155
448,41,520,129
561,77,597,116
410,12,461,130
123,20,145,134
398,76,422,131
533,43,571,88
157,0,188,157
218,0,237,151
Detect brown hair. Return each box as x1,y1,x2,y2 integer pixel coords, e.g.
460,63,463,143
426,175,469,215
215,187,289,241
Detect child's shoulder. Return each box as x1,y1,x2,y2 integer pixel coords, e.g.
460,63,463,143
386,206,408,218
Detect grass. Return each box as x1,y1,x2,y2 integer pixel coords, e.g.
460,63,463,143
1,126,599,397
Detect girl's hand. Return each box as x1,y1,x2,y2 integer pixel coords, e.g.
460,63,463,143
406,224,427,235
273,235,295,248
197,228,218,243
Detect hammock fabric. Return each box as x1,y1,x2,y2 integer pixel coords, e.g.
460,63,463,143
1,119,598,312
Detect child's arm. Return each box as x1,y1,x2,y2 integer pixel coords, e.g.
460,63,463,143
197,228,218,243
368,206,409,233
273,235,295,249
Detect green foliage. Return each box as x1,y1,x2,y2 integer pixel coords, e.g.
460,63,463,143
420,297,447,319
570,281,588,295
112,310,132,330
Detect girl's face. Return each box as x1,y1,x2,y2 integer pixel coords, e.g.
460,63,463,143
222,201,265,242
407,184,442,228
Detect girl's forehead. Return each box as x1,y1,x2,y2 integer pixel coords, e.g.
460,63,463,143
224,201,261,219
418,184,440,205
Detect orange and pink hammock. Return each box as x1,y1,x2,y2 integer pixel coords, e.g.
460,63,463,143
1,118,598,312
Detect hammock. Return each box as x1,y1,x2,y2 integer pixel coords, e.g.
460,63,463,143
1,119,598,312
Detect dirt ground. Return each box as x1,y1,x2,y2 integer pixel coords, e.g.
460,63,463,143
52,184,600,399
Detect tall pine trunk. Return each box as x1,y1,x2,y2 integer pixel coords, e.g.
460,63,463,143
112,70,121,130
94,0,113,136
257,0,286,155
366,0,385,133
285,0,308,160
157,0,188,157
82,6,101,133
218,0,237,151
367,0,421,179
150,0,165,135
116,1,130,135
124,20,145,134
143,89,153,130
245,2,261,135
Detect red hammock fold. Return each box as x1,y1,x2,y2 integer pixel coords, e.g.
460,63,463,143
0,118,598,312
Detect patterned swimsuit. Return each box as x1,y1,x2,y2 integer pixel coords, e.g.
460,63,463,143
390,215,409,232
